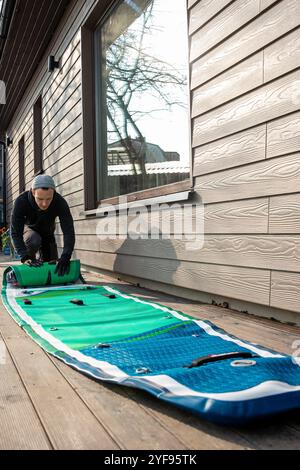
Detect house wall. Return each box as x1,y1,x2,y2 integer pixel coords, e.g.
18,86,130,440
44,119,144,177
5,0,300,323
190,0,300,319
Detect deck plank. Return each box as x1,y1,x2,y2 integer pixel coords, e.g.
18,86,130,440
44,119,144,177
51,356,251,450
0,331,51,449
49,356,188,450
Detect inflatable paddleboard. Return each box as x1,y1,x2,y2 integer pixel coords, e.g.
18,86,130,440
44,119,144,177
2,260,300,425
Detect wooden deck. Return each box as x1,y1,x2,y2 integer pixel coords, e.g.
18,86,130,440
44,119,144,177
1,260,300,450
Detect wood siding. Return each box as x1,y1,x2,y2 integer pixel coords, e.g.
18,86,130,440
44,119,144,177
5,0,300,321
191,0,300,317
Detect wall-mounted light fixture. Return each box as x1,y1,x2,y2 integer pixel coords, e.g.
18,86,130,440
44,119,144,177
6,135,12,147
48,55,60,72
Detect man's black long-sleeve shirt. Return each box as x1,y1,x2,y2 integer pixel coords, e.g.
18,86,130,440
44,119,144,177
11,190,75,259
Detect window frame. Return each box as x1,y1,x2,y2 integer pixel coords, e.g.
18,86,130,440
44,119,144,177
81,0,192,212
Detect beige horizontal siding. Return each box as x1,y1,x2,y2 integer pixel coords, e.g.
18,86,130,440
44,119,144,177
190,0,260,62
43,115,82,160
269,194,300,233
42,34,81,110
192,52,264,118
270,271,300,313
64,189,84,208
260,0,278,10
74,250,271,305
266,111,300,158
195,153,300,204
188,0,233,34
264,28,300,82
188,0,198,8
58,235,300,274
191,0,300,88
193,69,300,147
55,197,270,235
43,101,82,150
44,130,82,169
45,145,83,176
193,124,266,176
204,198,269,233
43,78,81,133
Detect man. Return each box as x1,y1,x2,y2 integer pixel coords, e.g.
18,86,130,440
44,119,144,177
11,174,75,276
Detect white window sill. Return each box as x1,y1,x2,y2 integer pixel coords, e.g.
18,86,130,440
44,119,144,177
80,190,193,218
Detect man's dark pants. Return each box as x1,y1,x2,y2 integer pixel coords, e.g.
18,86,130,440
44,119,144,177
23,227,58,261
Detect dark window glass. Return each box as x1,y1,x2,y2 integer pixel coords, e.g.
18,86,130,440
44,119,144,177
18,136,25,193
33,95,43,175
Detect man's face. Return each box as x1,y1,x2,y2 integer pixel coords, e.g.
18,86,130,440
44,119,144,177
32,188,54,211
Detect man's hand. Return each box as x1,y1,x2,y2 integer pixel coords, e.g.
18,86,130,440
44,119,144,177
21,255,43,267
55,255,71,276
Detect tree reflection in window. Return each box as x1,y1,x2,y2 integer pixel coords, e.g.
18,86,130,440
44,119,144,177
97,0,190,199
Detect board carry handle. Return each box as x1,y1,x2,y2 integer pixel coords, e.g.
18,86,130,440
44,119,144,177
185,351,255,369
70,299,84,305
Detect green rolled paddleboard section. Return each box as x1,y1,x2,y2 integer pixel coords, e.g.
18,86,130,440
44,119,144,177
2,260,81,287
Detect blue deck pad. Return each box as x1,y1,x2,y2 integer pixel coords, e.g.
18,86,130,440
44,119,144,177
79,321,255,376
77,320,300,424
80,321,300,392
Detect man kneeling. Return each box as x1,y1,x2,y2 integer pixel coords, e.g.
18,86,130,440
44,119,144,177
11,175,75,276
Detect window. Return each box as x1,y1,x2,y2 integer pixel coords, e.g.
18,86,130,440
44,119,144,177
90,0,190,203
18,136,25,193
33,95,43,175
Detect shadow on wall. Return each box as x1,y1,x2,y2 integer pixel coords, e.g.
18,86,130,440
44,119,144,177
112,230,181,287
